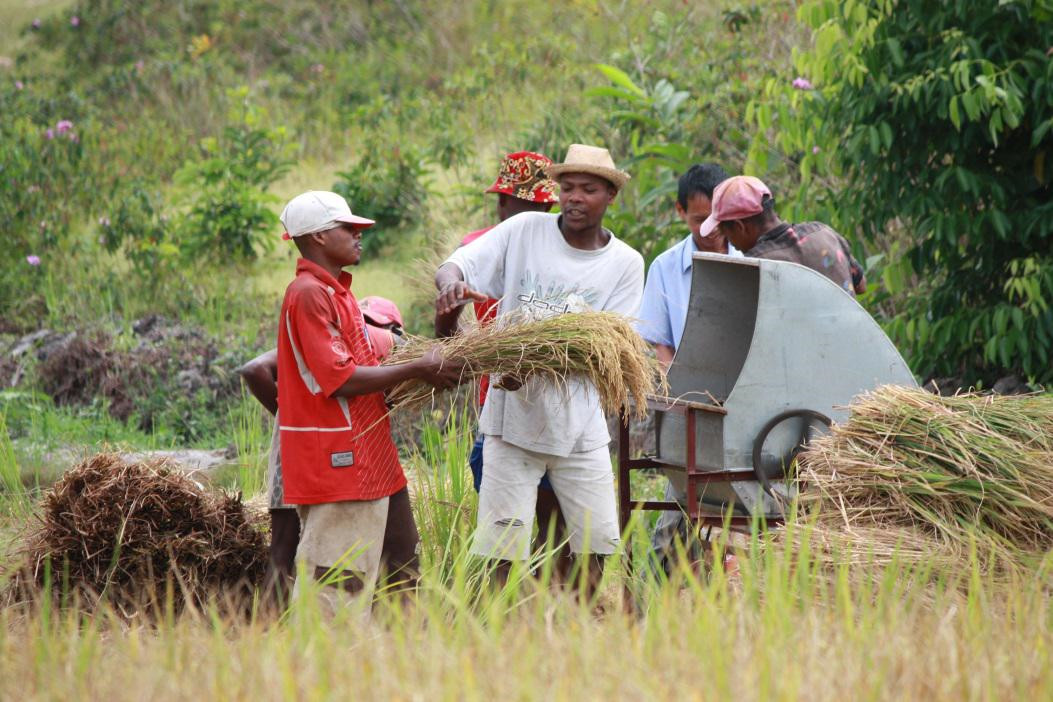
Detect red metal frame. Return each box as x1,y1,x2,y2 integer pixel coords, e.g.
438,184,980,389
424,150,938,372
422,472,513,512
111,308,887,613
618,395,784,533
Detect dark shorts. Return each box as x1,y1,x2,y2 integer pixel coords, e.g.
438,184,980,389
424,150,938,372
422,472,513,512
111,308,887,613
470,433,552,493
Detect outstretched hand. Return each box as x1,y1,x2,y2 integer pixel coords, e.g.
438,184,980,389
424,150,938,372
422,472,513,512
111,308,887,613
436,282,488,316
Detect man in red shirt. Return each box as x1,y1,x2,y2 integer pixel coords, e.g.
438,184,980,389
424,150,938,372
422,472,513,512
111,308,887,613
277,190,462,608
433,151,570,572
237,296,406,607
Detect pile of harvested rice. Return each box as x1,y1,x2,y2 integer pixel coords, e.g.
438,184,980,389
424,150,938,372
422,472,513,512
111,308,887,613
790,385,1053,574
383,311,664,419
3,453,267,615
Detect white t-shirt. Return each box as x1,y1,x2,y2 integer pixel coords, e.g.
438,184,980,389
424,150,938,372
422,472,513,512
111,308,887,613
444,211,644,456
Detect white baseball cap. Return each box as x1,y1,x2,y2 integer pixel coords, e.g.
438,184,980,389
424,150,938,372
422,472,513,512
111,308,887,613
279,191,375,240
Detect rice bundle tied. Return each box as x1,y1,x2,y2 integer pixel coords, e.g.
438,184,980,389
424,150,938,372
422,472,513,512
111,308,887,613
3,453,268,615
794,385,1053,572
383,311,664,419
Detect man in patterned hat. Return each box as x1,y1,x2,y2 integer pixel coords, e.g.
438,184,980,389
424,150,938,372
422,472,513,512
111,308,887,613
435,150,571,575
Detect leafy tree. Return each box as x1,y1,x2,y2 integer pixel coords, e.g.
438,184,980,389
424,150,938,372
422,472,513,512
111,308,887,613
750,0,1053,386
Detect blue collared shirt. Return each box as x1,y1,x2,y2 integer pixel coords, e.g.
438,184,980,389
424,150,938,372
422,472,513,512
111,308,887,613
636,234,743,349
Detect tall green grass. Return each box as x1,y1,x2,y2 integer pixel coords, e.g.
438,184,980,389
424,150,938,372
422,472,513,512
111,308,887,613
227,389,270,499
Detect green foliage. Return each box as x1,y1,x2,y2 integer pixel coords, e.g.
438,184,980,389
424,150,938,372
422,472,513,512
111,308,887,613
581,6,798,265
98,182,178,285
332,144,431,256
0,84,96,325
174,92,293,261
749,0,1053,386
589,63,697,264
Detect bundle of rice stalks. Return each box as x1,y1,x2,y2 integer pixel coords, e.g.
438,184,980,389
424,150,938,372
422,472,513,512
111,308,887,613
793,385,1053,573
3,453,267,616
383,311,664,419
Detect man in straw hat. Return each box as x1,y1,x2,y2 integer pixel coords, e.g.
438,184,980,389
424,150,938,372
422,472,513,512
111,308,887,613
434,144,643,596
436,150,573,577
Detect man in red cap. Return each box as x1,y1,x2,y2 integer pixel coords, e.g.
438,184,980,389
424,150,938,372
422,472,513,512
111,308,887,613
434,151,572,574
698,175,866,295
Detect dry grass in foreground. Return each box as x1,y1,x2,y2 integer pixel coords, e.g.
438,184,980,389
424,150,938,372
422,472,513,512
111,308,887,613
0,539,1050,701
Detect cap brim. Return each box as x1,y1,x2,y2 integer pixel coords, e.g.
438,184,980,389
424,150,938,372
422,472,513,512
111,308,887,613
698,213,720,239
362,311,396,326
335,214,376,229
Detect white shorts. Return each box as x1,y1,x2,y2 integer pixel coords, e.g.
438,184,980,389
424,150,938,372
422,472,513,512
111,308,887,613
470,435,620,560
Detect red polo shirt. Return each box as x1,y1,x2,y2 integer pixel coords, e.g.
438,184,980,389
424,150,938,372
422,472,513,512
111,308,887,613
277,258,405,504
461,226,499,406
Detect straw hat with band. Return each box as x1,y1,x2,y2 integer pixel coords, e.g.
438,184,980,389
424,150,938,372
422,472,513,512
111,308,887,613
545,144,631,192
485,151,559,204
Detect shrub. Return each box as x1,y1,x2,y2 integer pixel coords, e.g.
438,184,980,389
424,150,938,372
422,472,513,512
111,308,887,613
749,0,1053,386
332,143,431,256
173,91,293,261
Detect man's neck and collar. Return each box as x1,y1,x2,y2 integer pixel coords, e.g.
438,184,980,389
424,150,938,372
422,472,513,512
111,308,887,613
757,218,790,243
297,257,353,291
557,215,611,251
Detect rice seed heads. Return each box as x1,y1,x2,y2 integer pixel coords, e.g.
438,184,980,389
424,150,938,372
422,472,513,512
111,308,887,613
384,311,665,419
795,385,1053,575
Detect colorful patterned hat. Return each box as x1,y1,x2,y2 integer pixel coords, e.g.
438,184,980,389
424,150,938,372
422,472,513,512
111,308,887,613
484,151,559,204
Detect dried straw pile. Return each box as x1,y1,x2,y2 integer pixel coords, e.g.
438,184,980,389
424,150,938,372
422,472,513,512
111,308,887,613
3,453,267,614
793,385,1053,574
384,311,664,419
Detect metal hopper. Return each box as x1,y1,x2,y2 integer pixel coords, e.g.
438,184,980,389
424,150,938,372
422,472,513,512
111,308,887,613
618,253,918,529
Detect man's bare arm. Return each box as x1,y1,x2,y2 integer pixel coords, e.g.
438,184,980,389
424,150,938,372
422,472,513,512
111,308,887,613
331,348,464,398
237,349,279,415
652,343,675,372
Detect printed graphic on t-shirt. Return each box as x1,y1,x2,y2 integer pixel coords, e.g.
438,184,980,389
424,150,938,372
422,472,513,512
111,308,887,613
515,272,598,320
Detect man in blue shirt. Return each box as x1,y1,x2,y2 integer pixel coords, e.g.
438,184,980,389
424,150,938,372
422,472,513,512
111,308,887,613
635,163,740,571
636,164,741,369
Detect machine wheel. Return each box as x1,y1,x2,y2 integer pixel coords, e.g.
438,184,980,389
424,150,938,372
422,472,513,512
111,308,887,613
752,409,832,499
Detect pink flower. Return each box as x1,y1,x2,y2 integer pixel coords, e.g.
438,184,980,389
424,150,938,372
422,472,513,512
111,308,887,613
26,255,41,266
45,128,55,140
67,132,79,143
310,63,325,74
31,18,41,29
70,16,80,27
15,80,24,90
56,120,73,134
99,216,111,227
812,146,821,154
135,60,145,73
792,77,814,90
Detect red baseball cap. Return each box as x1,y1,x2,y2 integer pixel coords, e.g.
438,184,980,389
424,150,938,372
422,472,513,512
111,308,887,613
359,296,403,328
698,176,772,238
485,151,559,204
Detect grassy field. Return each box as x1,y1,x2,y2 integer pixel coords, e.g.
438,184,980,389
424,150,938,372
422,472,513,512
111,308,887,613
3,1,1052,699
